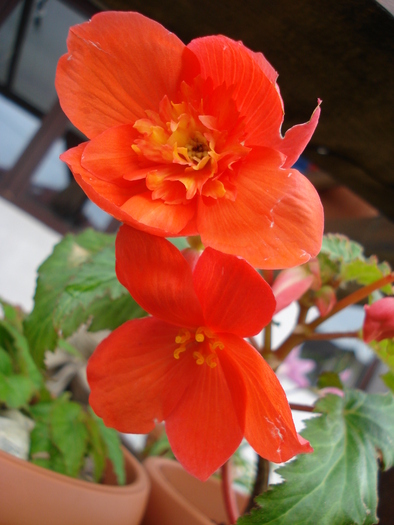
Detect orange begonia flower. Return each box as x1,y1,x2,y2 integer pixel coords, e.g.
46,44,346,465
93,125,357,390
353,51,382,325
87,225,313,480
56,11,323,269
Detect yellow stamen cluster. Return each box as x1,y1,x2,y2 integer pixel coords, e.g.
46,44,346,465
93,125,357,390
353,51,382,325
173,327,224,368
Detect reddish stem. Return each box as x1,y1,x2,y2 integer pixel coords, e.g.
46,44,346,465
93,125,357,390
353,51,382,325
304,330,359,340
221,460,239,524
308,273,394,331
274,273,394,362
290,402,315,412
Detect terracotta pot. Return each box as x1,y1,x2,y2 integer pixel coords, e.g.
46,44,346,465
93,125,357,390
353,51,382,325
142,457,249,525
0,446,150,525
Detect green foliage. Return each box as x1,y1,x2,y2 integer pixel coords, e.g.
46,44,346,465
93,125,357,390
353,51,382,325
23,229,145,366
0,302,125,485
28,397,125,484
316,371,344,390
92,411,126,485
50,397,89,477
238,390,394,525
321,234,364,262
319,234,392,294
370,339,394,378
381,371,394,393
0,316,43,408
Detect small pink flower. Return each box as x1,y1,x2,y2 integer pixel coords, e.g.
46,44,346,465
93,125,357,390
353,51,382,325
277,346,315,388
363,297,394,343
272,267,314,314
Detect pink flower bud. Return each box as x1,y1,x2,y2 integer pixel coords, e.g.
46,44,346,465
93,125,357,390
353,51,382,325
363,297,394,343
272,266,314,314
315,285,337,316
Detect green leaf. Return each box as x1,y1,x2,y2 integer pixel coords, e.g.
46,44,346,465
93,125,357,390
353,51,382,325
317,371,343,390
24,235,83,364
238,390,394,525
2,322,43,389
381,371,394,393
49,397,89,478
0,373,36,408
29,401,67,475
341,258,392,293
88,293,145,332
93,411,125,485
24,229,144,366
369,339,394,374
0,301,25,331
320,234,364,263
0,346,13,375
30,419,52,460
0,320,43,406
85,413,107,483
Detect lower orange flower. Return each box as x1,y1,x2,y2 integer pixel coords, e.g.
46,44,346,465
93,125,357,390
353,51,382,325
87,226,313,480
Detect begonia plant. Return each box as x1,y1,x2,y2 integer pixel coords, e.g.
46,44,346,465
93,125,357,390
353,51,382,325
4,9,392,525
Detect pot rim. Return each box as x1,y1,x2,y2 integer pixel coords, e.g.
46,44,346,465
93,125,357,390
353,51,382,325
0,445,148,495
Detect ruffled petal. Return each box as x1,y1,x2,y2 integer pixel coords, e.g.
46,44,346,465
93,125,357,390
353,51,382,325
187,35,284,148
269,102,322,168
165,350,245,481
62,144,196,237
193,247,275,337
218,334,313,462
87,318,193,433
81,124,142,182
198,148,324,269
60,144,143,224
121,192,197,236
115,225,204,327
56,11,188,138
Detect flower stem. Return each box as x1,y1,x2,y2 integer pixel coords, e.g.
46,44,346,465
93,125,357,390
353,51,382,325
245,456,270,514
307,273,394,331
221,459,239,524
289,402,314,412
273,273,394,363
303,330,360,340
263,322,272,355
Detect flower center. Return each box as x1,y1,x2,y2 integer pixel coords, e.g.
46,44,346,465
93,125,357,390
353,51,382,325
131,78,250,204
173,326,224,368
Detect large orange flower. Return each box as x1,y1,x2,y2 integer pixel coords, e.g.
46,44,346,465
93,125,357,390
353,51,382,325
56,11,323,269
87,225,312,481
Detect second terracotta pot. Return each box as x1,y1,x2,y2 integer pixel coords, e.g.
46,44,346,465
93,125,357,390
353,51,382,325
142,456,249,525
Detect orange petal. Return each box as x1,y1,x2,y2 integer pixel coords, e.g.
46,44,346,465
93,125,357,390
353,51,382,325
87,318,194,433
219,334,313,463
56,11,187,138
198,148,324,269
193,247,276,337
165,351,244,481
187,35,284,147
61,144,140,222
116,225,204,327
269,102,322,168
81,124,143,182
121,192,197,236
